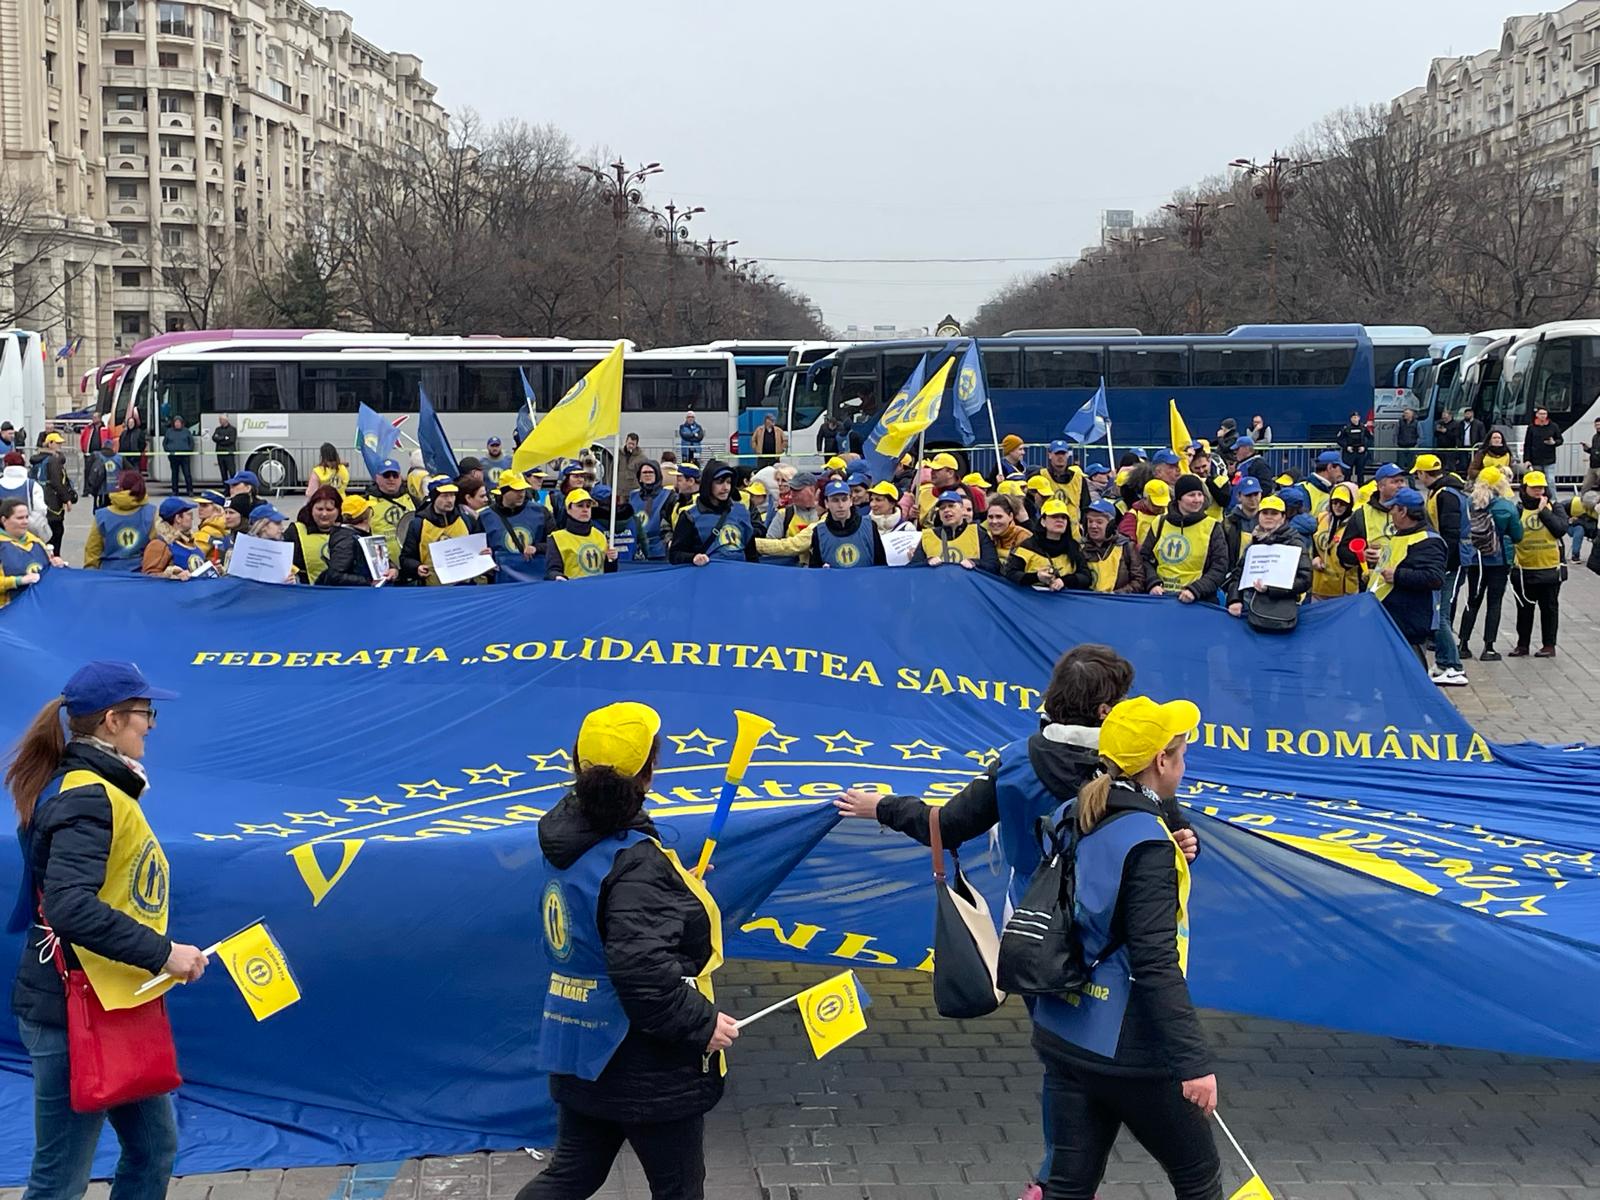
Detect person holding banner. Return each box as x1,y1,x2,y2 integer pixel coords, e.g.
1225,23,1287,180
1225,495,1312,623
320,495,396,587
286,486,341,585
139,497,207,580
1004,499,1092,592
911,491,994,569
478,471,550,580
669,462,757,567
363,459,416,569
524,701,735,1200
5,661,210,1200
400,477,469,586
807,480,886,569
84,471,155,573
544,489,619,581
1140,476,1229,605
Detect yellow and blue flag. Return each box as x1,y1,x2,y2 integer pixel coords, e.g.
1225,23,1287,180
355,403,401,477
874,357,955,460
417,386,459,480
1228,1175,1274,1200
1169,398,1194,458
216,922,301,1021
1064,377,1110,445
796,969,869,1059
952,339,989,447
513,343,624,474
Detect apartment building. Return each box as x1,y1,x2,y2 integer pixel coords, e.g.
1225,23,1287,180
1,0,447,415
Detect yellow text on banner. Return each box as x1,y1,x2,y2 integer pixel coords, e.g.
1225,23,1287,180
217,922,301,1021
877,360,955,459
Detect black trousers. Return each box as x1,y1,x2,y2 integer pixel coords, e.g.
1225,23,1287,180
1042,1061,1221,1200
516,1105,705,1200
1458,564,1509,650
47,515,64,557
216,453,237,482
1513,570,1561,649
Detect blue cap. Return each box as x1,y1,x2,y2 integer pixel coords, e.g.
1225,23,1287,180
198,489,226,506
1087,499,1119,518
559,462,592,478
824,479,851,499
486,436,502,448
158,496,196,522
678,463,700,480
707,463,735,481
225,470,259,488
1393,486,1427,510
1235,435,1255,449
844,468,872,486
62,660,177,719
1234,476,1263,496
1085,461,1110,477
591,483,613,502
248,503,287,524
1375,463,1406,481
377,457,402,475
1047,439,1071,454
1278,485,1309,508
1317,450,1344,466
1129,448,1148,460
935,489,965,505
1152,449,1181,466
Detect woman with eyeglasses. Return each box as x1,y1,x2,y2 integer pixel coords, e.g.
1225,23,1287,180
4,662,210,1200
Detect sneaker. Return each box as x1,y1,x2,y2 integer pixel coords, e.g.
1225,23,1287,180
1460,644,1474,660
1437,668,1469,687
1428,666,1448,680
1535,645,1557,658
1480,648,1503,662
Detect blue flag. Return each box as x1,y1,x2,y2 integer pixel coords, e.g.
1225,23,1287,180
513,369,537,447
416,384,459,480
858,353,930,483
952,339,989,447
354,404,401,478
1063,376,1110,444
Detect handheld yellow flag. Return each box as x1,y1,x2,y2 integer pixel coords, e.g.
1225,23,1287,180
876,359,955,459
796,970,867,1059
512,342,624,473
1228,1175,1275,1200
216,922,301,1021
1169,398,1194,457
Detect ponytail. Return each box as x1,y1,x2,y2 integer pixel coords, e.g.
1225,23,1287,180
572,738,659,833
6,698,118,828
1077,766,1117,835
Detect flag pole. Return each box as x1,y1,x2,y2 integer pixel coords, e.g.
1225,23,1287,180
607,344,623,547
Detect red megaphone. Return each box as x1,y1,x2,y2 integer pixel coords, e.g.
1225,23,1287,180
1347,537,1367,558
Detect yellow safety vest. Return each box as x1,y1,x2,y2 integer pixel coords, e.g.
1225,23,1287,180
312,464,350,495
550,527,609,578
1032,468,1085,530
293,522,332,584
57,767,172,1010
1012,541,1081,583
1086,543,1124,593
919,523,981,564
1359,502,1395,564
1479,450,1512,475
1134,507,1162,547
1515,507,1562,571
1150,515,1217,590
1311,516,1361,597
418,514,469,585
1302,476,1332,515
406,468,431,506
367,491,415,567
1368,528,1433,601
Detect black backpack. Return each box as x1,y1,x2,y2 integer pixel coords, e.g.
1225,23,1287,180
997,800,1117,998
1469,503,1501,562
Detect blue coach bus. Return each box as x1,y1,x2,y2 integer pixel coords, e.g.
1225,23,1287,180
793,325,1375,455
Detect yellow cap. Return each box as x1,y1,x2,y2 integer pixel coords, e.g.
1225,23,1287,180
1099,696,1201,777
961,472,988,488
496,469,527,492
1523,470,1548,488
1115,466,1133,485
930,452,960,471
826,456,847,470
1040,498,1071,517
1330,482,1358,505
576,701,662,777
746,478,768,496
1412,453,1442,473
869,480,900,499
42,432,64,446
1477,466,1503,487
1274,473,1294,487
565,488,594,506
997,480,1025,497
1257,495,1286,513
1027,475,1054,495
1143,479,1171,505
340,494,370,520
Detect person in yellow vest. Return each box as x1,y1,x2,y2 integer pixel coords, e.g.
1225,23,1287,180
1029,439,1091,530
916,453,984,526
1368,488,1446,663
1116,477,1169,548
6,662,209,1200
400,476,469,585
912,490,993,569
304,442,351,499
1081,499,1145,592
525,701,735,1199
1140,475,1229,604
544,488,618,581
1226,495,1312,624
1300,450,1346,515
1509,470,1569,658
1310,482,1362,600
286,485,341,584
1004,499,1092,591
1469,427,1515,481
1337,462,1408,582
364,457,416,570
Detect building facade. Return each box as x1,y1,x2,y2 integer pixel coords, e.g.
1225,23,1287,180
1,0,447,415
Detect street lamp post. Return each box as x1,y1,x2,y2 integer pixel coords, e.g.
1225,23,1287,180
1228,153,1320,315
695,236,737,280
1163,201,1234,330
649,201,704,339
577,158,663,336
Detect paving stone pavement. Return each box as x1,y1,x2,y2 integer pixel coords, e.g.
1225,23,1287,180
22,510,1600,1200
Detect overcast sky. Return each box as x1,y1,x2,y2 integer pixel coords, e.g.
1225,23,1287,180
352,0,1520,333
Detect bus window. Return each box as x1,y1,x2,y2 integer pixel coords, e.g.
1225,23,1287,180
1192,345,1272,387
154,363,205,428
837,351,880,418
1024,347,1101,388
623,368,679,412
1372,344,1430,393
301,363,384,413
883,351,923,400
248,364,294,411
1497,342,1537,427
979,346,1020,389
1278,344,1355,387
792,361,832,432
1108,346,1188,389
385,366,423,412
1529,340,1576,416
462,366,524,413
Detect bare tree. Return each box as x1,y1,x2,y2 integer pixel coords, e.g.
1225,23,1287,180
0,171,99,328
162,219,253,329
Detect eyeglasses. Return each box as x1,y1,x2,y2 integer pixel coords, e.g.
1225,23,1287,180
122,707,157,723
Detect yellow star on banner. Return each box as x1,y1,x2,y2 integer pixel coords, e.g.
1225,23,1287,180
892,739,948,761
340,795,405,816
1463,890,1547,918
965,748,1001,768
816,730,873,756
237,823,296,838
285,811,350,828
753,730,798,755
527,749,574,772
399,779,462,803
668,728,726,757
463,763,523,788
195,832,243,842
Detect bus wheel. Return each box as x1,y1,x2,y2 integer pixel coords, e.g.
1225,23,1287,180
248,448,298,492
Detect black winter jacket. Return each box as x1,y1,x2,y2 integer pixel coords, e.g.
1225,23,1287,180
27,451,75,515
538,796,723,1123
318,523,376,586
1524,422,1564,468
1380,528,1446,644
11,742,173,1027
1225,521,1312,606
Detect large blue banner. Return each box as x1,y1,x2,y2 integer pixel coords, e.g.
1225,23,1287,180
0,569,1597,1179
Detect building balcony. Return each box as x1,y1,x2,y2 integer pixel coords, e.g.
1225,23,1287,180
44,14,60,41
160,201,196,221
106,153,146,174
109,199,148,220
160,157,196,176
112,284,148,307
101,65,144,86
156,21,194,39
202,116,223,138
157,67,199,90
158,111,194,133
103,19,143,36
104,110,147,132
202,159,225,181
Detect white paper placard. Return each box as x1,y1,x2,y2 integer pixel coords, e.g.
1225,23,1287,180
882,527,921,567
228,534,296,584
1240,544,1299,591
431,533,493,584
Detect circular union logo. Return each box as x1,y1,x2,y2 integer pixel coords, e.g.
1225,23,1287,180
128,839,167,916
577,544,604,573
363,432,378,452
835,543,859,567
815,994,845,1023
244,956,274,987
1157,533,1189,565
942,546,964,563
957,367,977,403
542,881,572,961
116,527,140,550
716,524,744,549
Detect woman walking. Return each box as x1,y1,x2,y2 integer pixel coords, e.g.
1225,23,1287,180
5,662,210,1200
522,701,737,1200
